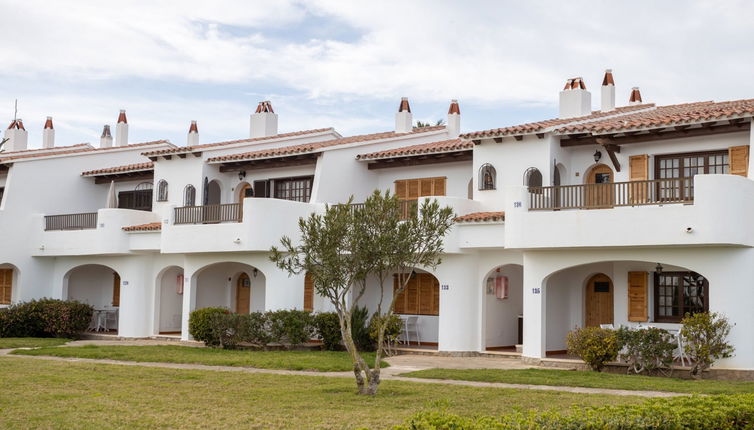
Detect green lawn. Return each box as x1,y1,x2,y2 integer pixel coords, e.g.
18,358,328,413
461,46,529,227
401,368,754,395
0,357,642,429
0,337,71,349
12,344,388,372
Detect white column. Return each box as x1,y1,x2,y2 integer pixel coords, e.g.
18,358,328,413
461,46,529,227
522,257,546,359
180,273,197,341
435,254,480,352
117,258,153,338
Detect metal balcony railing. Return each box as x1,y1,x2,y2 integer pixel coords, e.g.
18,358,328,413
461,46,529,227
44,212,98,231
174,203,242,225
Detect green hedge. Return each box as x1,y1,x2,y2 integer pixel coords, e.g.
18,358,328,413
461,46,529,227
0,299,93,338
394,394,754,430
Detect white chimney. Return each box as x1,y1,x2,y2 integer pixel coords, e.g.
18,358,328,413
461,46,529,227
4,119,28,152
42,116,55,148
395,97,413,133
115,109,128,146
446,99,460,138
558,77,592,119
600,69,615,112
249,101,278,138
187,120,199,146
100,125,113,148
629,87,643,105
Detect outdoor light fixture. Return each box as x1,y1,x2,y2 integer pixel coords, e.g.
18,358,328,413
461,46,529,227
238,170,247,181
593,150,602,163
655,263,663,274
410,270,417,279
253,268,258,278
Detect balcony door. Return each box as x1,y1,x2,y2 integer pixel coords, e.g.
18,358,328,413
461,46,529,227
655,150,728,201
585,273,613,327
585,164,614,208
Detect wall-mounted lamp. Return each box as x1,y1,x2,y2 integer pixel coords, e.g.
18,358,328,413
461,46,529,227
593,150,602,163
238,170,247,181
655,263,663,274
410,269,417,279
252,268,258,278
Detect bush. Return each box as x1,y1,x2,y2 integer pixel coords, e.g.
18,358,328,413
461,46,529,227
189,307,229,347
0,299,93,339
394,394,754,430
241,312,273,346
350,306,374,351
369,312,403,355
566,326,619,371
313,312,342,350
209,312,245,350
681,312,735,378
616,326,676,375
266,309,315,346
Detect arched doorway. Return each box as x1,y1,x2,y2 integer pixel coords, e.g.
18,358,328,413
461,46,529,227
584,273,614,327
65,264,121,334
237,182,253,202
207,180,221,206
155,266,184,335
193,262,265,314
483,264,523,351
584,163,614,208
392,269,441,346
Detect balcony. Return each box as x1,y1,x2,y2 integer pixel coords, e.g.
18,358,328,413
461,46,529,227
528,178,692,211
174,203,242,225
44,212,98,231
343,200,417,219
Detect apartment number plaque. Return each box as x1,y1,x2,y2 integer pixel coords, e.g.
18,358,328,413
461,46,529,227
531,287,541,294
441,284,449,291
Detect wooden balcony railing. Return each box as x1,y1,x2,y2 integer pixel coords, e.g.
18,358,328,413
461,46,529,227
529,178,693,211
343,200,418,220
174,203,242,225
44,212,98,231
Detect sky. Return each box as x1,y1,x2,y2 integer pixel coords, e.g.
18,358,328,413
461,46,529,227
1,0,753,149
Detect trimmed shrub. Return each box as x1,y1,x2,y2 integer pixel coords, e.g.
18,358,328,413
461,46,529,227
0,299,93,339
313,312,342,350
616,326,676,375
209,312,245,350
267,309,315,346
566,326,619,371
188,307,229,347
241,312,273,346
394,394,754,430
350,306,374,351
681,312,735,378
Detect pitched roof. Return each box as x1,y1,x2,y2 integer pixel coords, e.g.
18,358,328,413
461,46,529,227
0,141,171,164
454,211,505,223
461,104,653,139
122,222,162,232
142,128,337,157
82,162,154,177
207,126,446,164
553,99,754,134
356,138,472,161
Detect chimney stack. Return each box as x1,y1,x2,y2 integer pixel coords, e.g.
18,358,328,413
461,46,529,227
187,120,199,146
629,87,643,105
249,101,278,138
395,97,413,133
559,77,592,119
42,116,55,148
4,119,28,152
115,109,128,146
600,69,616,112
100,125,113,148
446,99,460,138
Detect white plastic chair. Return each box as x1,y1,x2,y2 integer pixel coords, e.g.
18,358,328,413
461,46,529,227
401,316,421,346
672,329,690,367
600,324,615,329
104,309,118,332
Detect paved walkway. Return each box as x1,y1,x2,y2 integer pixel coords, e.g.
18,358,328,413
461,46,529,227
0,341,684,398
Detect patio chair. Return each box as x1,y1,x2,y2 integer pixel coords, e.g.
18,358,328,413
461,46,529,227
104,309,118,332
401,316,421,346
672,329,690,367
599,324,615,329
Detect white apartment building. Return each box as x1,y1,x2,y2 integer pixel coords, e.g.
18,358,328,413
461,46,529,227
2,70,754,371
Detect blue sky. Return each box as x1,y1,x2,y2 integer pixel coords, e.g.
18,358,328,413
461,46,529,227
1,0,753,148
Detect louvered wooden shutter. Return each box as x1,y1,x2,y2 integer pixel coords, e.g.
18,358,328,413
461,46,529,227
729,145,749,176
432,177,446,196
393,275,405,314
418,274,433,315
407,180,420,199
303,273,314,312
0,269,12,304
627,271,648,322
629,155,649,181
405,277,419,314
112,273,121,307
395,180,407,199
431,276,440,315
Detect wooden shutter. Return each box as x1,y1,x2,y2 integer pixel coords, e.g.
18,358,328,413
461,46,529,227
112,273,121,307
303,273,314,312
629,155,649,204
432,177,446,196
395,180,407,199
627,271,648,322
0,269,12,304
405,277,419,314
253,180,269,198
407,180,420,199
432,277,440,315
393,275,405,314
418,274,433,315
729,145,749,176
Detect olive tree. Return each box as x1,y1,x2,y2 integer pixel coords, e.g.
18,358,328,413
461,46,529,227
270,190,454,395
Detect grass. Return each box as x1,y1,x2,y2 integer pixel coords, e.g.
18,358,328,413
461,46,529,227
0,357,642,429
12,344,388,372
0,337,71,349
401,368,754,395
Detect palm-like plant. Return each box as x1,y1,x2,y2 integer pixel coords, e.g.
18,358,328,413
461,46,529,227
415,119,445,128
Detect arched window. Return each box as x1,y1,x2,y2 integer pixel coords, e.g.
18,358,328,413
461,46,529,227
524,167,543,188
478,164,496,190
183,185,196,206
156,180,168,202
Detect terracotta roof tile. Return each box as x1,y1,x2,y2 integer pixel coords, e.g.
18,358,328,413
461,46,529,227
142,128,336,157
82,162,154,177
357,138,472,161
0,141,171,164
207,126,446,164
122,222,162,232
454,211,505,223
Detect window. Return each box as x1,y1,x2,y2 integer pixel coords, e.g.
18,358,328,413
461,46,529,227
393,273,439,316
0,268,12,305
157,180,168,202
524,167,542,188
654,271,708,323
655,150,728,200
118,182,153,212
184,185,196,206
273,176,313,202
478,164,496,190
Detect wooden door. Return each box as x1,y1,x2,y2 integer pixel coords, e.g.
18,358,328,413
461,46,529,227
585,164,614,208
0,268,12,305
236,273,251,314
585,273,613,327
303,273,314,312
238,183,252,202
112,273,121,307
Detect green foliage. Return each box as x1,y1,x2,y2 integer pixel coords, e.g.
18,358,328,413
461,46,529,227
241,312,273,346
616,326,676,375
0,299,93,338
266,309,316,346
566,326,619,371
369,312,402,355
394,394,754,429
188,307,229,347
681,312,735,378
350,306,374,351
313,312,342,350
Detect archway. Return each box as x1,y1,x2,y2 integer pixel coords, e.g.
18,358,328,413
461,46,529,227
0,263,19,305
155,266,184,335
193,262,265,313
483,264,523,351
64,264,121,334
390,269,441,346
237,182,253,202
584,163,614,208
